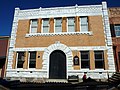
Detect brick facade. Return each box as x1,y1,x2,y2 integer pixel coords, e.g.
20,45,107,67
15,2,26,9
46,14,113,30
6,2,115,82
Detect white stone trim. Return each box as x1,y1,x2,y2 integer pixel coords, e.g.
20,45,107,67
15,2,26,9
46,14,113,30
13,46,107,52
17,5,102,20
102,2,115,71
42,42,73,78
25,31,93,37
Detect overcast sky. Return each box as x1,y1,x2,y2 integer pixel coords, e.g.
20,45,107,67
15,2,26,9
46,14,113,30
0,0,120,36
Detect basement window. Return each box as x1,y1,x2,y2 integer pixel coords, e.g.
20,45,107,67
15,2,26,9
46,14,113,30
29,51,36,68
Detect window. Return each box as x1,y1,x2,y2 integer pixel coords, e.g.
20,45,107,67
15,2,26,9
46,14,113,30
81,51,90,68
73,56,79,65
17,52,25,68
94,51,104,69
114,25,120,36
29,52,36,68
30,19,38,33
42,19,49,33
80,17,88,32
68,17,75,32
55,18,62,33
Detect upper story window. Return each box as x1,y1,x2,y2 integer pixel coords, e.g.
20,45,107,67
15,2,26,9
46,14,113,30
68,17,75,32
114,25,120,37
81,51,90,69
30,19,38,33
42,19,49,33
80,17,88,32
55,18,62,33
94,51,104,69
17,52,25,68
29,51,36,68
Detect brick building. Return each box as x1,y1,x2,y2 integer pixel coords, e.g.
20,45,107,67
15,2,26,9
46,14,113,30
109,8,120,72
6,2,115,82
0,36,9,78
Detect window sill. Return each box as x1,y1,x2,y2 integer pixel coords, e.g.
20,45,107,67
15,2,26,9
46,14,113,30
25,31,93,37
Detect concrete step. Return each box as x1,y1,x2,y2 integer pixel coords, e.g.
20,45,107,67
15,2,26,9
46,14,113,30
46,79,68,83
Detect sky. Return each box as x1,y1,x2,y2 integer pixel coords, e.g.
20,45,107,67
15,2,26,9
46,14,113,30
0,0,120,36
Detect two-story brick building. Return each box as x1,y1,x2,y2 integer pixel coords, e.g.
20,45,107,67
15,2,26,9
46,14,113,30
109,8,120,72
6,2,115,82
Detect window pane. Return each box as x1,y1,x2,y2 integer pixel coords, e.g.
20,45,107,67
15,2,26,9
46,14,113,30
114,25,120,36
81,17,87,24
43,27,49,33
94,51,104,60
31,27,37,33
32,20,37,26
68,26,74,32
81,51,89,60
43,19,49,26
115,31,120,36
95,61,104,68
55,27,62,33
81,25,88,32
68,18,74,25
81,61,89,68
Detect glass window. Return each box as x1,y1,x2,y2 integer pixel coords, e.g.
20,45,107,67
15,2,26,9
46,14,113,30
114,25,120,36
29,52,36,68
73,56,79,65
68,17,75,32
80,17,88,32
94,51,104,69
81,51,90,68
30,19,38,33
55,18,62,33
17,52,25,68
43,19,49,33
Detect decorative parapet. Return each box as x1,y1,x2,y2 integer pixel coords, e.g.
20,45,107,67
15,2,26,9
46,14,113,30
17,5,102,19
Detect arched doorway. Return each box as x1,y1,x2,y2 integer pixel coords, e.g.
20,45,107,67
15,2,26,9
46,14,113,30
49,50,66,79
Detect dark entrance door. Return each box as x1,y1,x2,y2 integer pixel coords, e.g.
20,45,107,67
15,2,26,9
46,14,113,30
49,50,66,79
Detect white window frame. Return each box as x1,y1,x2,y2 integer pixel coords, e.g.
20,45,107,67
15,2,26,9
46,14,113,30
67,17,75,32
30,19,38,33
94,51,104,69
80,17,88,32
16,52,25,69
80,51,90,69
28,51,36,69
54,18,62,33
42,18,49,33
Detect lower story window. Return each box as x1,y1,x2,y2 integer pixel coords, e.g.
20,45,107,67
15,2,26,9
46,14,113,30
29,52,36,68
17,52,25,68
94,51,104,69
81,51,90,69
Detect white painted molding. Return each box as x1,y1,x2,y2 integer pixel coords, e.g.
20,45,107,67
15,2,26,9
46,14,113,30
16,5,102,20
25,31,93,37
13,46,107,51
42,42,73,78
